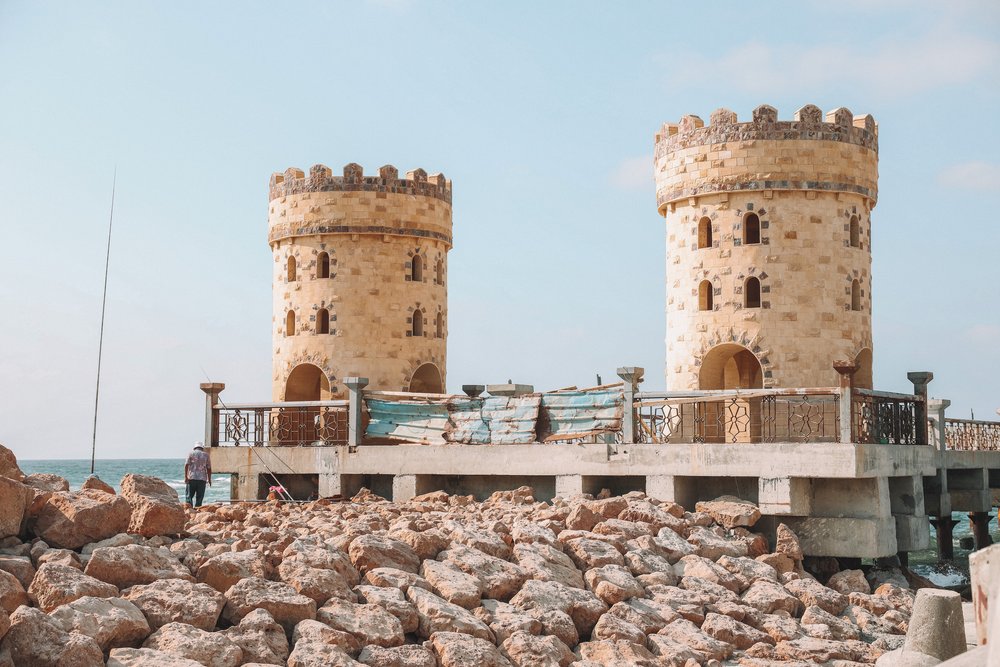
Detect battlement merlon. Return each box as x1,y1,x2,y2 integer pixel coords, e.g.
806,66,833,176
654,104,879,211
269,163,453,205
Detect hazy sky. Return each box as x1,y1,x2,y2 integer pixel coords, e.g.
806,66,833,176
1,1,998,460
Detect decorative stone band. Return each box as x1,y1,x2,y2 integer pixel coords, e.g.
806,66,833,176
655,121,878,159
656,179,877,210
269,223,453,247
269,163,452,204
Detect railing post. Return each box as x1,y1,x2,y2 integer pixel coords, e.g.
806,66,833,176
199,382,225,447
344,377,369,448
833,361,856,444
907,371,933,446
928,398,950,452
616,367,645,444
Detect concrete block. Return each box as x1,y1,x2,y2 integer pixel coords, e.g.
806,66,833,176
902,589,966,661
646,475,697,508
894,514,930,552
968,543,1000,647
782,515,897,558
758,477,812,515
949,489,990,513
392,475,419,502
555,475,583,498
318,473,342,498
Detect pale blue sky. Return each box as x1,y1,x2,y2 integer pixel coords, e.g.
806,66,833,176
1,1,998,459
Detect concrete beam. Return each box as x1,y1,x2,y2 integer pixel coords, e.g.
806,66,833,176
781,515,899,559
758,477,812,515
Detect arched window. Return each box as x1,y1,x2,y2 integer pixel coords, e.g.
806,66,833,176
849,216,860,249
851,280,861,311
745,277,761,308
435,311,443,338
317,252,330,279
411,254,423,282
411,309,424,337
743,213,760,245
286,256,297,282
698,280,714,311
698,217,712,249
285,311,296,336
435,259,444,286
316,308,329,334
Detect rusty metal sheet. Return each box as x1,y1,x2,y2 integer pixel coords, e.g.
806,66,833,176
481,395,542,445
364,399,450,445
539,385,624,441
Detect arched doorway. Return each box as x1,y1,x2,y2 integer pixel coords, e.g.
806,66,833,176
408,363,443,393
281,364,332,445
698,344,764,443
854,348,873,390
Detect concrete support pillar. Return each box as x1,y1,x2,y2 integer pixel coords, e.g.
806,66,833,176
318,474,343,499
235,473,258,501
933,516,955,560
393,475,420,503
199,382,226,447
969,512,994,551
833,361,856,443
616,367,645,445
555,475,583,498
907,371,933,446
759,477,812,515
344,377,369,448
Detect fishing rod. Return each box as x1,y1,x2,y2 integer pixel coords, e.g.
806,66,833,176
90,169,116,476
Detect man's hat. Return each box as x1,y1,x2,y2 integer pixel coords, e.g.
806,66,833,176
194,441,204,449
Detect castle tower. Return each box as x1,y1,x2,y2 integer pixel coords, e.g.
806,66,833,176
268,163,452,401
654,105,878,390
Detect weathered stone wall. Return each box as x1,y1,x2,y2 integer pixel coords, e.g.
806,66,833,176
269,164,451,399
654,105,877,390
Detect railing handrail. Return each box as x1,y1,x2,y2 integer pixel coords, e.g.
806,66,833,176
852,388,922,401
219,400,349,409
636,387,841,402
943,417,1000,427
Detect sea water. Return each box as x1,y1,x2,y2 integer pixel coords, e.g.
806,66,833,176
19,459,231,504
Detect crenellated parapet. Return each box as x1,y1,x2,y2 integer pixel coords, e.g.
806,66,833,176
269,163,452,204
654,104,879,211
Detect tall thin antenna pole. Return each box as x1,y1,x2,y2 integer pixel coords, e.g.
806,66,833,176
91,169,117,475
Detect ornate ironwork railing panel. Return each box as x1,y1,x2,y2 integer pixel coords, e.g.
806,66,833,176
943,418,1000,451
634,390,839,444
216,402,349,446
851,390,920,445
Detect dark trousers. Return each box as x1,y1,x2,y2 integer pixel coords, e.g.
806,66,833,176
186,479,207,507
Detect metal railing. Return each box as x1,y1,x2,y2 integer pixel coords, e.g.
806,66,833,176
851,389,922,445
633,388,841,444
215,401,349,447
942,418,1000,451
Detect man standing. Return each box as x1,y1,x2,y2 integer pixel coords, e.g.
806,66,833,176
184,441,212,507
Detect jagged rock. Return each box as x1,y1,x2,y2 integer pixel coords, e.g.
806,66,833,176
0,445,25,482
120,474,186,537
122,578,225,631
449,524,512,559
420,557,483,608
0,555,34,589
512,541,585,589
501,630,574,667
0,605,104,666
658,617,735,661
406,586,495,641
575,639,661,666
197,549,272,592
390,528,449,561
357,645,437,667
27,561,117,611
695,496,762,529
364,567,433,593
473,599,542,643
223,576,316,632
287,641,361,667
741,579,803,615
717,555,778,588
675,554,746,593
774,636,881,662
530,608,578,648
588,496,629,519
646,633,704,665
592,612,646,643
81,475,116,494
31,489,132,550
0,571,26,614
36,547,82,570
279,561,355,606
348,534,420,574
828,568,871,595
140,621,242,667
584,564,644,605
283,541,360,585
0,477,28,540
784,576,848,615
49,595,150,651
107,647,204,666
354,585,419,634
756,551,796,574
701,611,773,648
24,473,69,492
775,523,804,561
654,526,697,561
686,526,747,560
509,578,608,636
565,504,601,531
438,543,528,601
511,520,559,548
315,598,405,648
563,537,625,570
426,631,513,667
85,544,193,588
222,608,289,665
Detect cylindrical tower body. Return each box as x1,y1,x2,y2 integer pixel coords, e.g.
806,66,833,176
654,104,878,390
268,163,452,401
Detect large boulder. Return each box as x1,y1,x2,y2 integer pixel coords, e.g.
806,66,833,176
0,605,104,666
0,570,27,614
426,631,513,667
24,473,69,493
316,598,405,648
512,542,586,590
510,579,608,637
222,576,316,633
695,496,762,529
28,561,118,611
142,622,243,667
197,549,272,592
222,608,289,665
438,543,528,601
84,544,193,588
0,555,34,589
123,578,225,631
31,489,132,550
121,474,186,537
348,534,420,574
49,595,151,651
357,645,437,667
0,445,25,482
406,586,495,642
500,630,575,667
278,561,355,606
0,477,29,540
287,641,361,667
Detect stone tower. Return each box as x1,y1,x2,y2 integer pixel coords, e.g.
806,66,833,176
654,105,878,390
268,163,452,401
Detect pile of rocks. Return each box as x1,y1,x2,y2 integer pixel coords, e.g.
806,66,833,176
0,445,918,666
